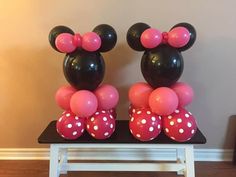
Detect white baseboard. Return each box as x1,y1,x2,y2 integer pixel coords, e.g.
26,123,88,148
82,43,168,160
0,148,233,161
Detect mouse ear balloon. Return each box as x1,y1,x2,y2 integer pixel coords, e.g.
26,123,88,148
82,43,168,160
171,23,196,51
127,23,150,51
49,26,74,52
93,24,117,52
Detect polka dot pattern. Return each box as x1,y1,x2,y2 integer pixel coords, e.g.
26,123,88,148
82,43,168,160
86,110,116,140
141,119,146,124
129,108,162,142
162,107,197,142
56,110,85,140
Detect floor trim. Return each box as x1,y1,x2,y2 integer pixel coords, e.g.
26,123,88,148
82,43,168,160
0,148,233,161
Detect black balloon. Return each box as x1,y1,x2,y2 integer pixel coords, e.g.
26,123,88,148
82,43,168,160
171,23,196,51
141,45,184,88
63,49,105,91
126,23,150,51
93,24,117,52
49,26,74,52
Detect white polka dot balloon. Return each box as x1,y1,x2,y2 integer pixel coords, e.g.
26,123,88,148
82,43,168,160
128,104,136,118
56,110,85,140
162,107,197,142
129,108,162,141
86,110,115,139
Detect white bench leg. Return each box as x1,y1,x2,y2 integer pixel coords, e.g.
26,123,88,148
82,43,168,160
59,148,68,174
184,145,195,177
177,148,185,175
49,144,60,177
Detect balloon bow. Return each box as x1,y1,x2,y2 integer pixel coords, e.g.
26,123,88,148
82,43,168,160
55,32,102,53
140,27,191,49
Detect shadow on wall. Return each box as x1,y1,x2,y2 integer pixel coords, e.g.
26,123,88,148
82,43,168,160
223,115,236,149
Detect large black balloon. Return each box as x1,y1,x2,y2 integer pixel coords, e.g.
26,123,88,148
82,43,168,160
171,23,196,51
49,26,74,52
126,23,150,51
93,24,117,52
141,45,184,88
63,49,105,91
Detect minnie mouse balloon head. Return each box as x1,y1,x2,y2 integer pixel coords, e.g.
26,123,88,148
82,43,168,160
126,22,196,88
49,24,117,91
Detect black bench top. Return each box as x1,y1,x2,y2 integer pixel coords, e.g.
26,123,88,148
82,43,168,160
38,120,206,144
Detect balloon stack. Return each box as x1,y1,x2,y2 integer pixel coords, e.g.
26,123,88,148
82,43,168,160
49,24,119,140
127,22,198,142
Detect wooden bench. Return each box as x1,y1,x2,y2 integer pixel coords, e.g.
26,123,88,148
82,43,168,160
38,120,206,177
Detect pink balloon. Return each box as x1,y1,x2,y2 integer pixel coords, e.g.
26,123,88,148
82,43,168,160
129,82,153,108
55,85,77,110
70,90,98,117
171,82,194,107
94,84,119,110
168,27,190,48
149,87,178,116
56,110,85,140
141,28,162,48
82,32,101,51
162,107,197,142
73,33,82,47
129,108,162,141
86,110,115,139
55,33,77,53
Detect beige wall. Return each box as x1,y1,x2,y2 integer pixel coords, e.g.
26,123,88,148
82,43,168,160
0,0,236,148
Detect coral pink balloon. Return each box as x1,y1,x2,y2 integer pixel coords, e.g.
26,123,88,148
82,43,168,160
55,33,77,53
73,33,82,47
55,85,77,110
82,32,101,51
56,110,85,140
94,84,119,110
168,27,190,48
149,87,178,116
129,108,162,141
171,82,194,106
70,90,98,117
162,107,197,142
129,82,153,108
86,110,115,139
141,28,162,48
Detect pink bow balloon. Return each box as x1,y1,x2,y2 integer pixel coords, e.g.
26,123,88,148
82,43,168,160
55,32,101,53
140,27,190,49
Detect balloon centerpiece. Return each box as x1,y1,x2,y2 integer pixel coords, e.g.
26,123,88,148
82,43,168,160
127,22,198,142
49,24,119,140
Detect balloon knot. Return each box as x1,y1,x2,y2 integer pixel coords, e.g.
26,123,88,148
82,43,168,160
162,32,168,44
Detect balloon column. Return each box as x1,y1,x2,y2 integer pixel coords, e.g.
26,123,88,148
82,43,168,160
127,22,198,142
50,24,119,140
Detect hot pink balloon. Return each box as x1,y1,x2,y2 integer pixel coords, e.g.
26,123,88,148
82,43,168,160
168,27,190,48
70,90,98,117
56,110,85,140
149,87,178,116
141,28,162,48
82,32,101,52
86,110,115,139
171,82,194,107
55,33,77,53
73,33,82,47
55,85,77,110
94,84,119,110
129,108,162,141
128,82,153,108
162,107,197,142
